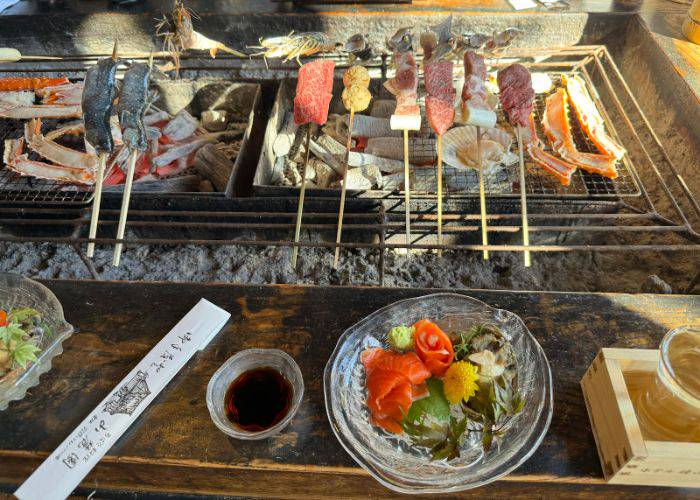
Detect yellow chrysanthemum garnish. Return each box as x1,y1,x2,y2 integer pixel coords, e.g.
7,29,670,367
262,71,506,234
443,361,479,405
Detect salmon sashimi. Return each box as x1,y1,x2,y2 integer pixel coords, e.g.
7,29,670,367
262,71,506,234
371,414,405,434
365,369,412,433
563,74,625,160
542,88,618,179
361,347,431,434
523,114,576,186
366,369,412,415
0,77,69,92
413,319,454,377
361,347,431,384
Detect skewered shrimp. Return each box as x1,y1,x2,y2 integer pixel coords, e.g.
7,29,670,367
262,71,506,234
156,0,245,75
249,31,335,67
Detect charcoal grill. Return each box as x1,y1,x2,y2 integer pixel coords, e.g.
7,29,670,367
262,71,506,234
0,72,262,205
256,62,640,200
0,45,697,286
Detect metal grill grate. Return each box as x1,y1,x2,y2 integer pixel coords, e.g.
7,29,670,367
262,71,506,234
0,116,95,205
410,73,640,198
0,46,696,286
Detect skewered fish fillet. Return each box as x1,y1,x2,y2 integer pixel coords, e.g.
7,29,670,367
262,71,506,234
0,103,82,119
82,57,120,153
118,63,151,152
3,138,95,185
24,119,98,170
542,88,617,179
563,74,625,160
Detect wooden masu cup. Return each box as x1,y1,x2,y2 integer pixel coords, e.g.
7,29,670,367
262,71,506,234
580,348,700,488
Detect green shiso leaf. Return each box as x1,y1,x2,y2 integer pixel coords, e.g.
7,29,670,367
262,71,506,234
404,378,451,424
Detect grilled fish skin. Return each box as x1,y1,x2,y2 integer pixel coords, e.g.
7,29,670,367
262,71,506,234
117,63,151,152
82,57,120,154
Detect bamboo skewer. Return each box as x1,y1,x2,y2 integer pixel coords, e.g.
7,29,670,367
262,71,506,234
515,126,532,267
436,134,443,257
87,40,119,259
291,125,312,269
403,128,412,250
112,150,137,267
86,152,107,258
476,126,489,260
332,109,355,270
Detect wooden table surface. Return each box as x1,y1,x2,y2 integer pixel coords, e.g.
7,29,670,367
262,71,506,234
0,280,698,498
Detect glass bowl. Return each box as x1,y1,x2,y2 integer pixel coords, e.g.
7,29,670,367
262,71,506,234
324,293,553,494
206,348,304,440
0,273,74,411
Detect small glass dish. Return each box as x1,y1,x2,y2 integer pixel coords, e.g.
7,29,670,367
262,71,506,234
206,348,304,440
0,273,74,411
324,293,553,494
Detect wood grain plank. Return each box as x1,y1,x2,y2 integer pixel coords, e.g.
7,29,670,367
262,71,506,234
0,280,697,497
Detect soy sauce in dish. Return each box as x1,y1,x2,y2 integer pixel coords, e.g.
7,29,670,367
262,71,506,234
225,367,293,431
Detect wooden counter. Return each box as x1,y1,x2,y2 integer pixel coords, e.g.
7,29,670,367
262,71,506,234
0,280,698,498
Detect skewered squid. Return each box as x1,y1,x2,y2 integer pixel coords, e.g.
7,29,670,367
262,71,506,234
249,31,335,67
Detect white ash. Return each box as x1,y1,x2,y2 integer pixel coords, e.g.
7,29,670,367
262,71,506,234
336,165,383,190
0,236,695,294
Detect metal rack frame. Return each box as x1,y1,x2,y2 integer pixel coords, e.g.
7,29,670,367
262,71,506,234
0,46,697,285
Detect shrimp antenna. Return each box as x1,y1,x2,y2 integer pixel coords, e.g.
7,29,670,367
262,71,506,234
148,50,154,70
112,39,119,61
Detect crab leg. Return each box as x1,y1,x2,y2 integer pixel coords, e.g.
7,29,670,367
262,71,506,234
3,138,95,185
24,119,98,170
0,103,81,119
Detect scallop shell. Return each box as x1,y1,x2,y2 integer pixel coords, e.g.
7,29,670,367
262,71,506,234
440,125,516,175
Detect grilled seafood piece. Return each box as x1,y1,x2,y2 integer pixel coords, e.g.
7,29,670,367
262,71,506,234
249,31,335,67
344,34,373,63
82,56,120,153
36,82,83,106
0,91,34,107
117,62,151,152
457,28,524,54
522,114,576,186
3,138,95,185
562,74,625,160
421,16,455,62
542,88,617,179
0,77,69,92
24,119,98,170
156,0,245,74
0,103,82,119
386,27,413,53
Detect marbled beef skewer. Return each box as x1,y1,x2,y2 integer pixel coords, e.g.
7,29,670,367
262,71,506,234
82,40,120,259
424,58,455,256
497,63,535,267
113,61,152,267
291,59,335,269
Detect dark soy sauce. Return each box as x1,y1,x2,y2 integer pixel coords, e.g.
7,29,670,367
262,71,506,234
225,367,293,431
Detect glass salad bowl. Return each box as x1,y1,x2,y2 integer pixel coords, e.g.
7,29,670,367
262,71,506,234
323,293,553,494
0,273,74,410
